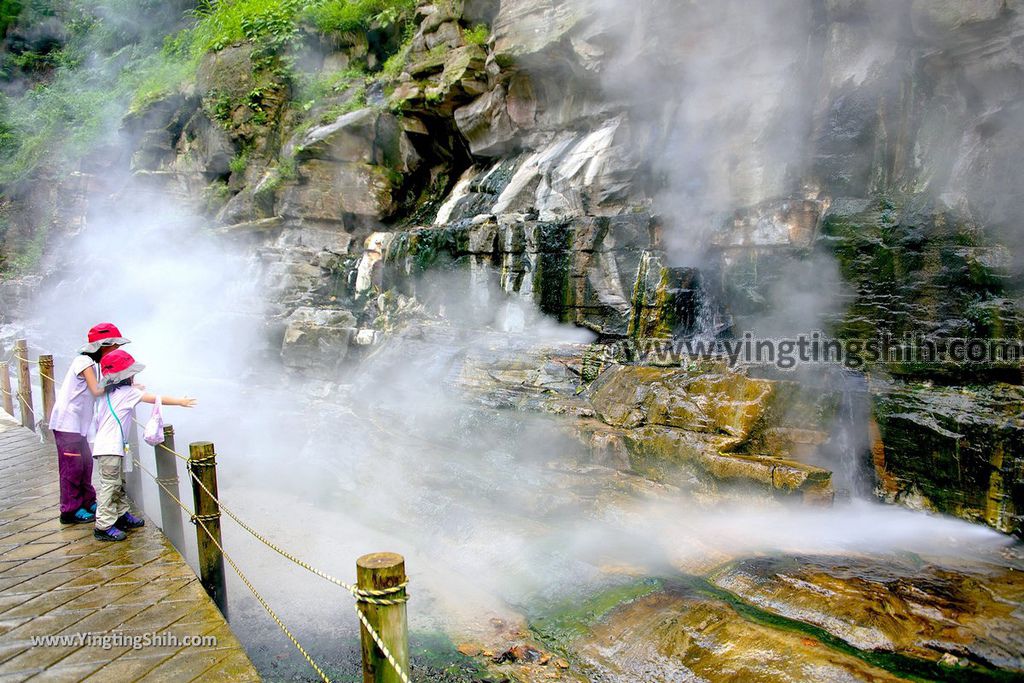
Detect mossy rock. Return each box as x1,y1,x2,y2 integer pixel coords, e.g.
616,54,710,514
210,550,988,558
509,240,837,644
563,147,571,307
871,379,1024,535
816,196,1023,381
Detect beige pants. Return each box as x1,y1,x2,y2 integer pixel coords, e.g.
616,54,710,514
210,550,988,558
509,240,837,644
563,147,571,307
94,455,130,530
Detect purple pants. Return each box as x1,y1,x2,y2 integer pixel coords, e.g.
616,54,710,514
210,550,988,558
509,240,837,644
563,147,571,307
54,431,97,515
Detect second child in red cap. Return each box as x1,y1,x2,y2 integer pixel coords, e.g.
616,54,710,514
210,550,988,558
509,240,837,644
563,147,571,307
50,323,131,525
92,349,197,542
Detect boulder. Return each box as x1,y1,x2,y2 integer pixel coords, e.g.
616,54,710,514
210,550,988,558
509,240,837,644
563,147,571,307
424,21,464,50
355,232,396,293
455,84,518,156
296,108,420,173
172,110,235,178
490,0,586,69
438,44,489,99
280,160,398,223
590,364,773,442
627,251,702,339
910,0,1006,36
622,425,833,502
487,118,636,219
196,45,257,106
278,108,421,224
281,307,358,374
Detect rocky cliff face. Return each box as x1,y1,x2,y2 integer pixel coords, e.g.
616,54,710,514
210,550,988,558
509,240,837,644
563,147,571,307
4,0,1024,533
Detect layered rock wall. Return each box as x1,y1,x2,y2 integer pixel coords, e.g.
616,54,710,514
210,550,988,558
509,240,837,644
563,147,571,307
7,0,1024,532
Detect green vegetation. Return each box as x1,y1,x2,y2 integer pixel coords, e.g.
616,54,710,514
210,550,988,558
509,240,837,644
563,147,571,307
278,155,297,180
201,178,232,212
188,0,301,56
0,0,423,185
2,219,46,274
380,47,409,80
316,85,367,121
0,0,440,270
463,24,488,45
294,66,367,109
0,0,22,37
0,78,121,184
530,579,662,644
0,0,185,184
303,0,415,34
121,50,193,112
229,148,250,175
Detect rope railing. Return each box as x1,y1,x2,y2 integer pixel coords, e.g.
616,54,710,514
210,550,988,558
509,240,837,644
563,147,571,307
131,455,333,683
127,420,411,681
130,415,409,599
1,346,413,683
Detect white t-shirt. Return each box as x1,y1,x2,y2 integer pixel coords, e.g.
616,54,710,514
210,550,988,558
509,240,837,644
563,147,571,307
92,386,145,457
49,355,98,436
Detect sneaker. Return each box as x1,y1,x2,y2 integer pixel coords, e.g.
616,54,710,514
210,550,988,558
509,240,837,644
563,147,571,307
60,508,96,525
94,526,127,542
114,512,145,531
88,502,97,514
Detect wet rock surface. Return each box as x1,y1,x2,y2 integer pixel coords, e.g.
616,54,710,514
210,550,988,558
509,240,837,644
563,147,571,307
160,5,1024,539
871,379,1024,535
710,555,1024,671
6,2,1024,683
477,549,1024,683
567,590,905,683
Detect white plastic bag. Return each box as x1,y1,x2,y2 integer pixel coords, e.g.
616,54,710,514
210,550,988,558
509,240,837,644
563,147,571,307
143,396,164,446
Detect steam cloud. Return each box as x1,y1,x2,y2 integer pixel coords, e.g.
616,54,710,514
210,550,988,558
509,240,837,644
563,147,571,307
3,0,1022,675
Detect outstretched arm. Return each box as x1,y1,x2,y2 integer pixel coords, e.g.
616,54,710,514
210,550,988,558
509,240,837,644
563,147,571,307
81,366,103,397
141,393,197,408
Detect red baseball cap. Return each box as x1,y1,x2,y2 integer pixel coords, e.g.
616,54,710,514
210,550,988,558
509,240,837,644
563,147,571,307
99,349,145,387
79,323,131,354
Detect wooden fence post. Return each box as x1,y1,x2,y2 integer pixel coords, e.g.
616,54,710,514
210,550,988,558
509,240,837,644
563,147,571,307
0,361,12,416
38,354,56,439
154,425,185,552
189,441,227,616
14,340,34,431
356,552,409,683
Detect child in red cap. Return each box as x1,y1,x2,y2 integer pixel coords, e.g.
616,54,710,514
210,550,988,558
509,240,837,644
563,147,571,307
50,323,131,525
92,349,197,542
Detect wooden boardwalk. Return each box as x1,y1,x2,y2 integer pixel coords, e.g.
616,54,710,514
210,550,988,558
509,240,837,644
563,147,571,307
0,412,259,682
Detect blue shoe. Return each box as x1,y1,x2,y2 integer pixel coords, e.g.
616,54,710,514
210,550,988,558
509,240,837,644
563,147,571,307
94,526,127,542
114,512,145,531
60,508,95,525
88,502,97,514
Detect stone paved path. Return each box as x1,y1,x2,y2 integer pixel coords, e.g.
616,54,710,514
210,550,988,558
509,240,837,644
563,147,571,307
0,412,260,682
